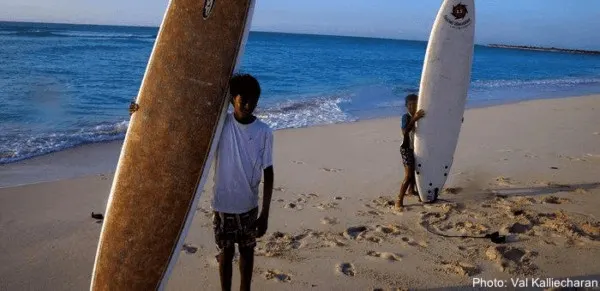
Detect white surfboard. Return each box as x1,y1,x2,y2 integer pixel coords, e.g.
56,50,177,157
414,0,475,203
90,0,256,290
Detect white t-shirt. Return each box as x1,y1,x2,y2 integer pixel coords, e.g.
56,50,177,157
211,113,273,214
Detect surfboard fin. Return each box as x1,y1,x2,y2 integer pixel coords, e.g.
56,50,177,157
91,212,104,220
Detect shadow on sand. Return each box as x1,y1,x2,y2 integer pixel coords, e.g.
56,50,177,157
488,182,600,198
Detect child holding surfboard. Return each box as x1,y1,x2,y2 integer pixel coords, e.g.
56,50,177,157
396,93,425,210
211,73,274,291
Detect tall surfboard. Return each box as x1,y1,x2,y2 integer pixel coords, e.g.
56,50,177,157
90,0,256,290
414,0,475,203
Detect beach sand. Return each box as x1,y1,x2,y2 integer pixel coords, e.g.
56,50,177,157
1,95,600,290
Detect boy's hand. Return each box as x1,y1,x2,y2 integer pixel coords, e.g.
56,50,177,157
414,109,425,120
255,214,269,238
129,102,139,116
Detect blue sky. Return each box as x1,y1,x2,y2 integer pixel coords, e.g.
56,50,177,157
2,0,600,49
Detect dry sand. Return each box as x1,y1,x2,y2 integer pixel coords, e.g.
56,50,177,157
1,95,600,290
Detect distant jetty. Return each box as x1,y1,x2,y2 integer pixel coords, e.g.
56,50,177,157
488,44,600,55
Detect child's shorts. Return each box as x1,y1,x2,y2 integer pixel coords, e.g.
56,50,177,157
400,147,415,167
212,207,258,252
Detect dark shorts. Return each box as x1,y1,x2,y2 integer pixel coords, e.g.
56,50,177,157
400,147,415,167
212,207,258,252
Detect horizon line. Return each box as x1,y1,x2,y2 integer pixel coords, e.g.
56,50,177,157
2,19,595,51
0,19,429,42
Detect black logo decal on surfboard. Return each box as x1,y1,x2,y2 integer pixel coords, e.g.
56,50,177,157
443,2,472,29
451,3,468,19
203,0,215,19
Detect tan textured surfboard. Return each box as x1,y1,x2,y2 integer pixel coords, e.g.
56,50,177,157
90,0,256,290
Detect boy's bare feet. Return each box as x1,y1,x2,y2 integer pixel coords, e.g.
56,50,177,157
394,200,404,211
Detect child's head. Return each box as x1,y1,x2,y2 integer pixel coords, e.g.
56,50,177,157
405,94,418,115
229,73,261,118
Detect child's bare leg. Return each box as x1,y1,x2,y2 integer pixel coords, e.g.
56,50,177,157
396,165,412,209
239,246,254,291
217,246,235,291
407,167,417,195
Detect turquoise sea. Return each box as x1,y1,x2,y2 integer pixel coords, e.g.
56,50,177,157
2,21,600,164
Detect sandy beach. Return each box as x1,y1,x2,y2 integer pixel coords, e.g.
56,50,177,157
1,94,600,290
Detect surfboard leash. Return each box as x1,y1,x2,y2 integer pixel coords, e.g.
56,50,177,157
423,225,507,244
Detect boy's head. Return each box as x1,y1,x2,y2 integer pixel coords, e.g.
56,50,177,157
405,94,418,115
229,73,261,118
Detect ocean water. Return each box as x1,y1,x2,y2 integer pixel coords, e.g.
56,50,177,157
1,21,600,165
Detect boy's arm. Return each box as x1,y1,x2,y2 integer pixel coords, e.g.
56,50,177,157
261,166,274,217
402,111,425,135
256,129,274,237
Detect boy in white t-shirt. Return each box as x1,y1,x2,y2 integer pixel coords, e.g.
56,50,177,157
211,73,274,291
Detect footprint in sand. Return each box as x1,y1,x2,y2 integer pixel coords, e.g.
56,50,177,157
343,226,368,240
505,222,533,234
284,202,303,210
263,270,292,282
495,176,515,186
375,224,404,236
541,196,570,204
342,226,385,243
535,211,600,241
365,236,384,243
485,246,537,275
256,232,304,258
324,236,347,247
182,244,198,254
439,261,480,277
515,197,536,206
445,221,490,236
300,193,320,199
336,263,356,277
419,211,450,229
292,160,305,165
367,251,402,261
400,237,427,247
196,207,212,217
321,217,339,225
321,167,343,173
316,202,338,210
371,197,396,209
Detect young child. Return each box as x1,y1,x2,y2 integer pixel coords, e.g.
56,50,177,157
211,73,274,291
396,93,425,210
